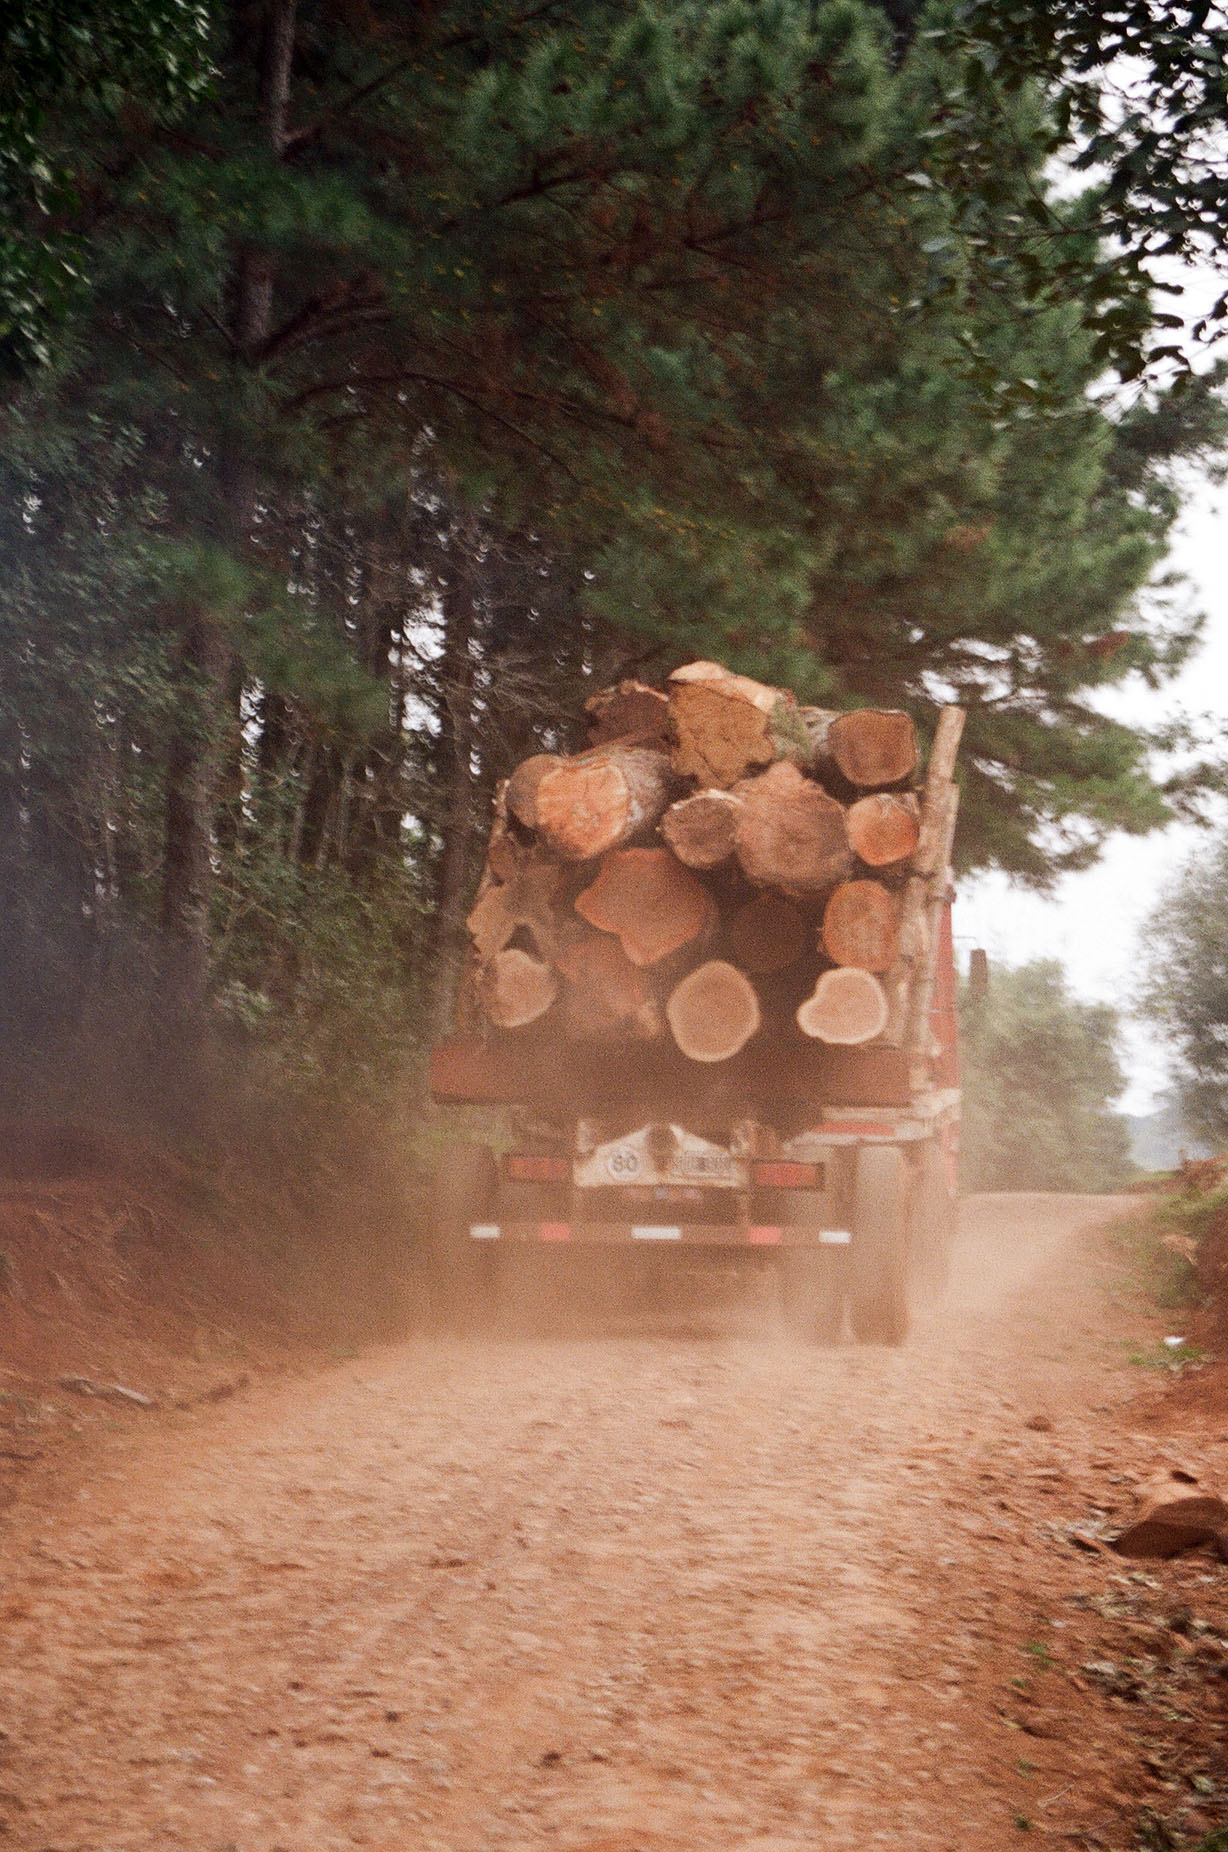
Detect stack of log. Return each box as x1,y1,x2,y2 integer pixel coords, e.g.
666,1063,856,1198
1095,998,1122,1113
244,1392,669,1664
463,662,963,1069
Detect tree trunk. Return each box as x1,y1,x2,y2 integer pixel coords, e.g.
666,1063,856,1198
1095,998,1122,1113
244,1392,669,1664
666,959,762,1062
727,893,808,976
796,968,889,1044
574,847,714,967
796,706,918,788
660,788,744,869
429,563,481,1035
821,880,902,973
732,761,851,894
160,613,233,1000
161,1,298,1011
477,947,558,1029
846,791,921,868
584,679,671,746
534,745,674,860
667,660,787,788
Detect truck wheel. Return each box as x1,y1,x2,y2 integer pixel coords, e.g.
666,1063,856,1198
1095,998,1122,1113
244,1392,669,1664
912,1136,957,1297
778,1251,844,1344
431,1140,498,1330
848,1145,910,1346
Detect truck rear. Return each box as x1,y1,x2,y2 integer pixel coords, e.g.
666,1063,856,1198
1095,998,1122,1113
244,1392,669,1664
429,681,964,1344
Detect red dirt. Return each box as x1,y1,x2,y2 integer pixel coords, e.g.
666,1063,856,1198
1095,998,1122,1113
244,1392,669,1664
1,1192,1226,1850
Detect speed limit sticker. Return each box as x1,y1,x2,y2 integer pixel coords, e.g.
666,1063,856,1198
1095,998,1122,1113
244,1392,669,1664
605,1146,641,1179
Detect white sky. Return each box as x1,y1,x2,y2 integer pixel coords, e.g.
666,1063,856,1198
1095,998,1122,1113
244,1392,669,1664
956,477,1228,1113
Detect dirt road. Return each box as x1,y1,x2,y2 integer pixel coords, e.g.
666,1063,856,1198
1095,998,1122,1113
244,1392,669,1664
2,1193,1226,1851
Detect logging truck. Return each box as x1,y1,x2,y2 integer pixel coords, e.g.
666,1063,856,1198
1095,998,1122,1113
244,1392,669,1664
428,666,963,1345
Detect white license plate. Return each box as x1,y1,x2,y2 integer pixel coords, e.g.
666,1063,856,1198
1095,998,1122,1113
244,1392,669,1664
631,1225,683,1241
819,1228,852,1245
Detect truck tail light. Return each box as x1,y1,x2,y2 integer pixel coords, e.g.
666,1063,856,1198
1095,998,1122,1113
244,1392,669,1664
505,1154,571,1183
751,1161,821,1189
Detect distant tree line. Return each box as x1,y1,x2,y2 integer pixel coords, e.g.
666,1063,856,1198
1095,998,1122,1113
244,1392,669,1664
1,0,1226,1146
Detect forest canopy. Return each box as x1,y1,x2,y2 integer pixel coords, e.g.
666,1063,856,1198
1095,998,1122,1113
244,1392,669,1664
1,0,1226,1125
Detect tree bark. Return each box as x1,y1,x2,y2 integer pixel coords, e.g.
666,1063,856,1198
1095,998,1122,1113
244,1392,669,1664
584,679,671,746
574,847,714,967
660,788,744,869
796,968,889,1044
666,959,762,1062
732,761,851,895
534,745,674,860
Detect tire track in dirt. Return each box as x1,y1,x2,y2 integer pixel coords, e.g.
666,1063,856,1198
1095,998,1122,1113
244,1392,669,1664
0,1192,1200,1850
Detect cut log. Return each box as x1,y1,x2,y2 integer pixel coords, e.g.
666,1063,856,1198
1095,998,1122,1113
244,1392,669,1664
1111,1469,1228,1559
575,847,714,968
821,880,902,974
585,679,671,746
728,894,808,976
668,660,789,788
797,707,918,788
534,745,673,861
556,925,662,1041
846,792,921,868
660,788,744,869
505,753,565,830
478,947,558,1029
666,959,761,1063
466,844,564,962
796,968,888,1045
732,761,851,895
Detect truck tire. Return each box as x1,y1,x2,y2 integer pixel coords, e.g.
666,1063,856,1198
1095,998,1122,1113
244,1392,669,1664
431,1140,498,1330
848,1145,910,1346
912,1136,957,1297
778,1251,844,1344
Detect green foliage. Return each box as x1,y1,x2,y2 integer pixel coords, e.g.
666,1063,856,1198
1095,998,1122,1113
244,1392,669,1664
1140,838,1228,1147
960,959,1135,1191
918,3,1228,380
1,0,1227,1135
0,0,215,369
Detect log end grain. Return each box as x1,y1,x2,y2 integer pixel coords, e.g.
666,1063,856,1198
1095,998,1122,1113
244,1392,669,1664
666,959,762,1062
821,880,902,973
796,967,888,1045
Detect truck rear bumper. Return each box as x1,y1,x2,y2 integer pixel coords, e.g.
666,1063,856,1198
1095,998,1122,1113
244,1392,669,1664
469,1221,852,1248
